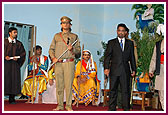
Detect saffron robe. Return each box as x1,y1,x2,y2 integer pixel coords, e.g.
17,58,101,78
21,55,48,100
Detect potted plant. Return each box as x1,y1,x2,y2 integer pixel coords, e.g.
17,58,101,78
131,26,162,92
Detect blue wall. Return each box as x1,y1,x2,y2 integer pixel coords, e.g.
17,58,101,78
4,3,136,89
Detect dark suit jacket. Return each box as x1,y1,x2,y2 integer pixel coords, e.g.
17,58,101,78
104,38,136,77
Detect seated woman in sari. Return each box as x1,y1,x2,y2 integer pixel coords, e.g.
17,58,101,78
72,50,100,106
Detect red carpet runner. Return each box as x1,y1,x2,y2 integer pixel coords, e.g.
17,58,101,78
4,100,161,111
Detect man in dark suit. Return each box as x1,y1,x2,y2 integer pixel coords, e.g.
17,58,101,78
104,23,136,111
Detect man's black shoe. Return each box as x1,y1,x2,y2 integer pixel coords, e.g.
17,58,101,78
108,108,116,111
19,95,28,99
9,102,16,104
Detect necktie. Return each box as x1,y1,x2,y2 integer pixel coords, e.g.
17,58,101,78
120,39,123,50
12,40,14,46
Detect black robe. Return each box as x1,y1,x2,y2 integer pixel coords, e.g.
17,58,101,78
4,39,26,95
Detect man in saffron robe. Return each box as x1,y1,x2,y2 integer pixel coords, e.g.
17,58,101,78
21,45,48,103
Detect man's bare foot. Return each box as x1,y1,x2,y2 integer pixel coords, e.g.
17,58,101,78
85,104,88,106
92,100,97,105
25,98,31,103
92,101,99,106
72,100,77,106
53,107,64,111
66,107,73,111
38,95,42,104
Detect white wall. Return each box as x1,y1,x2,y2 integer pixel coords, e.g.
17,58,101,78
78,4,104,88
102,4,137,88
103,4,136,42
4,3,137,89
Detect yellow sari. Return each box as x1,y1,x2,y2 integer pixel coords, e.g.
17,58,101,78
72,60,100,106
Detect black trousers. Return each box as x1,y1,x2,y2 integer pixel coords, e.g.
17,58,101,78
109,70,130,111
9,94,15,103
117,77,133,108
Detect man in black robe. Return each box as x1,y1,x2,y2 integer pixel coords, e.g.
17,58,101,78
4,27,26,104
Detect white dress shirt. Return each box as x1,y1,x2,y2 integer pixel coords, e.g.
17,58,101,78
8,37,16,43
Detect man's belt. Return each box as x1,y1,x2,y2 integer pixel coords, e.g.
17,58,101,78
58,58,74,63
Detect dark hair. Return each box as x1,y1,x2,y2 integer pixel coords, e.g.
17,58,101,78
33,45,42,51
125,27,129,33
117,23,127,31
36,45,42,50
83,51,91,56
8,27,17,35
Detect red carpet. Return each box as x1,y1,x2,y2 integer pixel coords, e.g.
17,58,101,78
4,100,162,111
